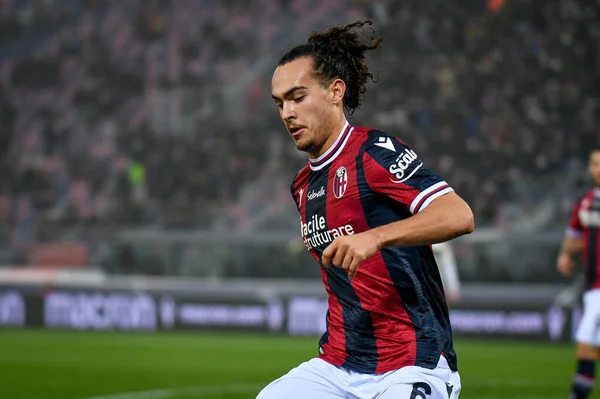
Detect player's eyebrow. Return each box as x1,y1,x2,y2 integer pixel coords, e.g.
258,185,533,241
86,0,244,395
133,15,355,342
271,86,308,101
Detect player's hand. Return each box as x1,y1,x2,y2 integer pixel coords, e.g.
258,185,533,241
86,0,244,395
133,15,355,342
557,253,575,276
321,232,382,280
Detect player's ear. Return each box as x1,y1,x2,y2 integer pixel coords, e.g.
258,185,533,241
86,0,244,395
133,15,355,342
330,78,345,107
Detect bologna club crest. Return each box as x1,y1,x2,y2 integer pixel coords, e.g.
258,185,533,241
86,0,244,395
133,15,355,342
333,166,348,199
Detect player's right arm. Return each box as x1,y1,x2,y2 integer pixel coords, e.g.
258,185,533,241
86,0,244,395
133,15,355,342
557,200,584,276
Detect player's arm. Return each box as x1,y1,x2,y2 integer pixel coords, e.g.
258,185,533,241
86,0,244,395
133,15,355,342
557,203,584,276
362,137,473,247
369,191,473,248
322,135,473,278
321,194,473,278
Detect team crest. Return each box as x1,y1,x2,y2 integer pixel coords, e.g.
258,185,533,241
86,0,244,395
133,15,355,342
333,166,348,199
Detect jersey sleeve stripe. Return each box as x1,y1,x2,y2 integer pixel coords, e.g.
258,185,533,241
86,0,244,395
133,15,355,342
409,181,450,214
566,227,583,238
417,187,454,213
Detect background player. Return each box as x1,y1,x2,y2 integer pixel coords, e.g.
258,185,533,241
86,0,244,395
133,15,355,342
557,147,600,399
259,21,474,399
433,242,461,302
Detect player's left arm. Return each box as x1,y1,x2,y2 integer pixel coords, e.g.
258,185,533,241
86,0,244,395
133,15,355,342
322,136,473,278
370,191,473,247
557,200,584,276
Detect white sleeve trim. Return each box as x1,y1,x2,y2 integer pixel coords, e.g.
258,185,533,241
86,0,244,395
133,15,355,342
565,227,583,238
419,187,454,212
409,181,449,214
414,187,454,214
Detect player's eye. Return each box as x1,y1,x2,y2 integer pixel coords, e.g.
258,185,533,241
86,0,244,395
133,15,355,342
294,96,305,103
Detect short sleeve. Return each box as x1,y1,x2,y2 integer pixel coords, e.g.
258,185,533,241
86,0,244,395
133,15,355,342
362,134,454,214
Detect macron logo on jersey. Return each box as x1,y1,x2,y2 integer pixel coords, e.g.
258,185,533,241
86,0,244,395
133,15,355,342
388,148,423,183
374,137,396,152
301,214,355,251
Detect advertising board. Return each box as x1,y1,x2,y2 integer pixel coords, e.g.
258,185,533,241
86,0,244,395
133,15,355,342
0,285,579,343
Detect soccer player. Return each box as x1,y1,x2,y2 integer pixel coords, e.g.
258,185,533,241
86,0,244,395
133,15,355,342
558,147,600,399
260,21,474,399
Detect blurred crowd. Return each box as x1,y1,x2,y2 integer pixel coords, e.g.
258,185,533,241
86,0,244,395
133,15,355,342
0,0,598,271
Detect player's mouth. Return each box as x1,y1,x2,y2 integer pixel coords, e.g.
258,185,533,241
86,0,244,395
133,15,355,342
289,126,305,137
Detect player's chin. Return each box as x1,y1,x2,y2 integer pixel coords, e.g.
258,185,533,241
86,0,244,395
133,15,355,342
294,138,313,153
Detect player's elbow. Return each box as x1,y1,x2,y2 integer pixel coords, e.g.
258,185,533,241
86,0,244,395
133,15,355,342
455,204,475,236
440,193,475,236
429,192,474,238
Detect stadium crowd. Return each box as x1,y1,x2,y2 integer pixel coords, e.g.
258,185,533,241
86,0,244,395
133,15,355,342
0,0,598,271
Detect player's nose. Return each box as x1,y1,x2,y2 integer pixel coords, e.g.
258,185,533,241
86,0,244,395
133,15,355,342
281,101,296,121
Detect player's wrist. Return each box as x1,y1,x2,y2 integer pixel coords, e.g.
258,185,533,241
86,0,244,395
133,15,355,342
368,228,387,251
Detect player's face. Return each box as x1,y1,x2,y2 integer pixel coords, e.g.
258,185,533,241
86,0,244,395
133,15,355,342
271,57,336,157
590,150,600,187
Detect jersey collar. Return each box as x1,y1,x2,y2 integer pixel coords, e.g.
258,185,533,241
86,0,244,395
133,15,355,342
309,121,353,171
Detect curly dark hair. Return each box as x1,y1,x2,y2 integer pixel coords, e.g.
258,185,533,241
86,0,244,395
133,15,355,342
277,21,382,115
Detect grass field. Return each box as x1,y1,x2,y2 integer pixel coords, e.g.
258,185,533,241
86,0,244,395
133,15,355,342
0,329,586,399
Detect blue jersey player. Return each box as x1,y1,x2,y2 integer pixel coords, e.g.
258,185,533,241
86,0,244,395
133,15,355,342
258,21,474,399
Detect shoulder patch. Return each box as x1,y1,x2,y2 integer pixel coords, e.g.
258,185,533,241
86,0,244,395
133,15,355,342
373,136,396,152
364,131,423,185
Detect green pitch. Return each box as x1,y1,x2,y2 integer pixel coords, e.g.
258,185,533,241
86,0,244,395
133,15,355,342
0,329,585,399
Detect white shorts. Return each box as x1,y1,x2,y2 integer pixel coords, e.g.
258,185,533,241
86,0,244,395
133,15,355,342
256,356,461,399
576,289,600,346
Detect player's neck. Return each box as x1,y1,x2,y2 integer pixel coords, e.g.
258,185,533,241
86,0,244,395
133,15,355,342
308,117,348,160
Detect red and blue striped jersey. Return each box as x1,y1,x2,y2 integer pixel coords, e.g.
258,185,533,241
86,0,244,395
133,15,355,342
291,123,457,374
567,188,600,290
